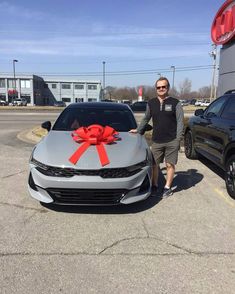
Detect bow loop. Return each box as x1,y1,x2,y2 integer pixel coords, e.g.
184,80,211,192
69,124,120,166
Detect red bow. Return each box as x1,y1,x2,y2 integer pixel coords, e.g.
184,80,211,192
69,124,119,166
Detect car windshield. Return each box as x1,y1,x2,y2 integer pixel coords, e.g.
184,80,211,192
53,107,137,132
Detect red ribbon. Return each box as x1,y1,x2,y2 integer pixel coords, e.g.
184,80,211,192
69,124,119,166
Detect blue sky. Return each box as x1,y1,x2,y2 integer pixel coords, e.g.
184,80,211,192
0,0,224,90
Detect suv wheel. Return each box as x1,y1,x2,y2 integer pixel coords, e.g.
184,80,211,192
184,130,198,159
225,155,235,199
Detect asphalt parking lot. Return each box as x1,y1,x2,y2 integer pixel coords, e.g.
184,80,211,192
0,110,235,294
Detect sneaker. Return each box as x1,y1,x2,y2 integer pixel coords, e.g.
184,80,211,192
162,187,173,198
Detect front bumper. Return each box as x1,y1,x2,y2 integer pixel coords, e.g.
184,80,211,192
28,164,152,205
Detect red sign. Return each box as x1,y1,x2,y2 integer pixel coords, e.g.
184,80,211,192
211,0,235,45
8,89,18,95
138,87,143,97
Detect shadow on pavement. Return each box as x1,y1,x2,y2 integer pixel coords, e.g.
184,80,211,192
159,168,203,193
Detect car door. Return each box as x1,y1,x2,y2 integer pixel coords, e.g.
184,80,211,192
193,96,228,164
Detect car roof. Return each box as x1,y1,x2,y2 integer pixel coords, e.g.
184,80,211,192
67,102,130,110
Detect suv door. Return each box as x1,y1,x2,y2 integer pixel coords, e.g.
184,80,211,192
193,96,228,165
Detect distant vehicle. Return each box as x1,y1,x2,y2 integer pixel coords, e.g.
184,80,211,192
201,99,210,107
189,99,197,105
0,100,8,106
194,100,203,106
130,101,147,112
184,92,235,198
12,98,27,106
180,100,190,106
54,101,66,107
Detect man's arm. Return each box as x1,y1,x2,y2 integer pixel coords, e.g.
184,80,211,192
134,105,151,134
176,102,184,140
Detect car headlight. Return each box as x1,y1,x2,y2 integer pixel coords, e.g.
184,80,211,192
30,156,49,171
126,150,151,172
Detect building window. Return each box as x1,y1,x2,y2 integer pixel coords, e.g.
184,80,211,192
74,84,84,90
62,98,71,102
20,80,30,88
88,84,97,90
8,79,15,88
0,94,6,100
52,84,57,89
75,98,84,102
61,84,71,89
88,98,97,102
0,79,5,88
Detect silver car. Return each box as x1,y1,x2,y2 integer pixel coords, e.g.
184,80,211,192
28,102,153,205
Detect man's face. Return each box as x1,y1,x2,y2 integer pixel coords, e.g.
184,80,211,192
156,80,169,97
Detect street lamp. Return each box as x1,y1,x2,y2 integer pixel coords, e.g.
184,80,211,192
13,59,18,101
170,66,175,89
102,61,106,100
209,44,217,102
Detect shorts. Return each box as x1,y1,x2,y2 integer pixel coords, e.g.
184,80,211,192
151,139,180,165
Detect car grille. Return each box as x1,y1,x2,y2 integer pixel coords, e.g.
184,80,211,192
46,188,127,205
36,166,141,178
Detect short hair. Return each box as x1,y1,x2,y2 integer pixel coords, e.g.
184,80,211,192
155,77,170,89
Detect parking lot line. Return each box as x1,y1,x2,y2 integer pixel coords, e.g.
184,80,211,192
214,188,235,208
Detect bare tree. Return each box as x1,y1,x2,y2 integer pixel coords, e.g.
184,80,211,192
178,78,192,99
198,86,211,98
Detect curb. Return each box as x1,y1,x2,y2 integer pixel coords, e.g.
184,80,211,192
17,127,44,144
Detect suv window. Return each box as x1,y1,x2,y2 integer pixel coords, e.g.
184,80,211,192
204,96,227,118
221,96,235,119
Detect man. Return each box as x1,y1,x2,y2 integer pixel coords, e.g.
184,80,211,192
129,77,184,198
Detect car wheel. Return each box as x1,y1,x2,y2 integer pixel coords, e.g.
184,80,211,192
184,130,198,159
225,155,235,199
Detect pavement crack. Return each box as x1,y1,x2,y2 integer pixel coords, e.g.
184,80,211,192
0,201,48,213
141,217,150,238
0,251,235,257
98,237,148,254
2,169,27,179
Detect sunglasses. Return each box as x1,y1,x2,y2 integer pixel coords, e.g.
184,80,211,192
156,86,168,90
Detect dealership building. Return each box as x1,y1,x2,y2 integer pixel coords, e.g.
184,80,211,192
0,74,102,105
212,0,235,96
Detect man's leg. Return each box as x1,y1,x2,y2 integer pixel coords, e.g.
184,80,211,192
165,162,175,188
162,139,179,197
152,163,159,186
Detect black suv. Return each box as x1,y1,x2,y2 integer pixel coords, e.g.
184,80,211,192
184,92,235,198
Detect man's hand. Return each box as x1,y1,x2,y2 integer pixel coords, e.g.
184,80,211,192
129,129,138,133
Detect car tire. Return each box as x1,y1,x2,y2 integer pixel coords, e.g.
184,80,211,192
184,130,198,159
225,155,235,199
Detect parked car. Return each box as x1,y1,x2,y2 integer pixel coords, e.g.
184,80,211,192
12,98,27,106
194,100,203,106
0,99,8,106
28,102,153,205
180,100,190,106
184,93,235,198
54,101,66,107
200,99,210,107
130,101,147,112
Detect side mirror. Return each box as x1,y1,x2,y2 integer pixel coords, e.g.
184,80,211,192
195,109,204,116
41,121,51,132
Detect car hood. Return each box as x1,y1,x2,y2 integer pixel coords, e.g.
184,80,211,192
33,131,149,169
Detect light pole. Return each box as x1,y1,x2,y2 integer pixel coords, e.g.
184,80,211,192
171,66,175,89
13,59,18,101
209,44,217,102
102,61,105,100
